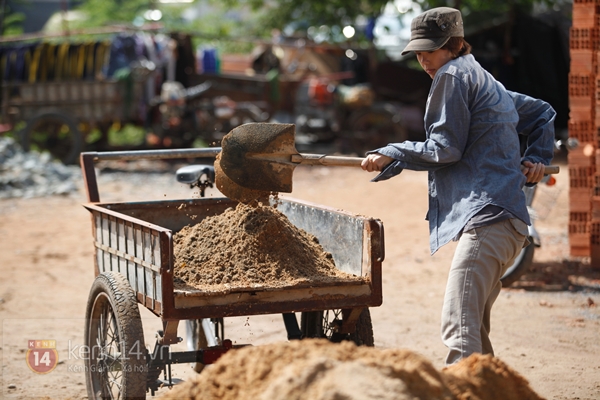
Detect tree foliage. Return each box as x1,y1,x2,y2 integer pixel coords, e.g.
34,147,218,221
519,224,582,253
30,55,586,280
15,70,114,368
420,0,555,14
72,0,150,27
61,0,564,50
220,0,390,28
219,0,562,33
1,6,26,36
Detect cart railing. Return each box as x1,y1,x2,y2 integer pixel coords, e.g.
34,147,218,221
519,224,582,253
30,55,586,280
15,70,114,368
81,148,221,203
85,203,171,316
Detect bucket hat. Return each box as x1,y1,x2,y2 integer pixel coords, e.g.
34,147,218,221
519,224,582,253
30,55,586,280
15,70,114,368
401,7,464,55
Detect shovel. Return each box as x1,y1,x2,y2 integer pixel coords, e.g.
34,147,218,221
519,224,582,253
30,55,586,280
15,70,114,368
218,122,560,194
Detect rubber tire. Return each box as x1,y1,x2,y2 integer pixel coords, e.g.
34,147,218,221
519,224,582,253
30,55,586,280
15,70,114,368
84,272,147,400
19,111,84,165
501,241,535,287
301,308,374,347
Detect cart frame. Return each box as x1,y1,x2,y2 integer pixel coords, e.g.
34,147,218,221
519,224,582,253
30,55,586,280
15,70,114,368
80,148,384,395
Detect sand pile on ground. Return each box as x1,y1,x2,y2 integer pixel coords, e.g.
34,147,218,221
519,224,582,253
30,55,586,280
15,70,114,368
173,203,362,290
159,340,545,400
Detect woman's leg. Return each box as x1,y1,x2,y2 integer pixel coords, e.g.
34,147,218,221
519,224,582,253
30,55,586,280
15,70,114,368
441,219,527,365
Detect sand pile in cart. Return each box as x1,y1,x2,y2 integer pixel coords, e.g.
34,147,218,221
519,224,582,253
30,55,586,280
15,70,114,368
173,202,363,290
159,339,544,400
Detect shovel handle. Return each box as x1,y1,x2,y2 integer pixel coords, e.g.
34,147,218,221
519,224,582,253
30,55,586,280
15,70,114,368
542,165,560,174
520,164,560,174
292,154,364,166
293,154,561,174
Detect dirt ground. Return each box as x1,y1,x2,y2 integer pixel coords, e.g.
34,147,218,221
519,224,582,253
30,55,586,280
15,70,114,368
1,153,599,400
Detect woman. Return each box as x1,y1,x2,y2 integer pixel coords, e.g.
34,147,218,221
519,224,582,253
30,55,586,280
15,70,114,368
361,7,555,365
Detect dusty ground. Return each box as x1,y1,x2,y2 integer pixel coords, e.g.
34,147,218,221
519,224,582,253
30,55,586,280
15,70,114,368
0,153,599,399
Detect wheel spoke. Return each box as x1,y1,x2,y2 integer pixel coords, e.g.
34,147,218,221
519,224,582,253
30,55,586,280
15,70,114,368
321,309,342,338
107,370,123,400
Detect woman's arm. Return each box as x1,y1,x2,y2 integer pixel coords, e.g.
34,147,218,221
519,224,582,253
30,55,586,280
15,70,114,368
508,90,556,166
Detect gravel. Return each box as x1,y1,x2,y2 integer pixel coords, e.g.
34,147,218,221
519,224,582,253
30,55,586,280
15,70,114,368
0,137,81,199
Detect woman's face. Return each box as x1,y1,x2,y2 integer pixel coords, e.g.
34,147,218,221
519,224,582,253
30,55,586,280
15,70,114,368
415,48,453,79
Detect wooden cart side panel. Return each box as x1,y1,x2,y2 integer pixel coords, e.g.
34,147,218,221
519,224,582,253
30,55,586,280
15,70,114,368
90,210,164,315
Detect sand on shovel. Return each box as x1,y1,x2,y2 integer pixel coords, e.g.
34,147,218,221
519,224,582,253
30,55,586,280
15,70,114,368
213,152,274,204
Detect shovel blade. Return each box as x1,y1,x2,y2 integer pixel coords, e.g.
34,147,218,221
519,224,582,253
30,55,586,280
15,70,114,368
214,154,272,203
219,122,297,193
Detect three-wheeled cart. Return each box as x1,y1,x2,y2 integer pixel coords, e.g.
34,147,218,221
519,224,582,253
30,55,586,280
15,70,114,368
80,148,385,398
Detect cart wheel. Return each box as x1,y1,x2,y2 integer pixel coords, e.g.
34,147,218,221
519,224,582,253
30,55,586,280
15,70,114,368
84,272,147,400
346,107,408,156
301,308,374,346
19,111,84,164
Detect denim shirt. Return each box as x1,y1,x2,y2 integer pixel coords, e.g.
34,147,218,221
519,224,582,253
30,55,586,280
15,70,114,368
370,54,555,254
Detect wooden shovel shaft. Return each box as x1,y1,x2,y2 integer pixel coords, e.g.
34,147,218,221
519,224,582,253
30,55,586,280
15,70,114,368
291,154,560,174
291,154,363,166
543,165,560,174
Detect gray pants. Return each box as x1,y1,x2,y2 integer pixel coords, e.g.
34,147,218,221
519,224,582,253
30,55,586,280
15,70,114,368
441,218,528,365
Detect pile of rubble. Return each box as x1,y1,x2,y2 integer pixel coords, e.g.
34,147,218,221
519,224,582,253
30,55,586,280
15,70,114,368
0,137,81,199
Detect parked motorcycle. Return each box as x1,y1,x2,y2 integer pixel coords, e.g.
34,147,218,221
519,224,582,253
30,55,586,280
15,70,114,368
501,137,576,286
500,175,556,286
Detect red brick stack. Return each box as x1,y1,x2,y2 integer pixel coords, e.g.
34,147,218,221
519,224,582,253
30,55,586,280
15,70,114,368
569,0,600,260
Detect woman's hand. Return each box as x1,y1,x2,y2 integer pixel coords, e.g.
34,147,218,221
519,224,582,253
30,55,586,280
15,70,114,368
521,160,545,184
361,153,394,172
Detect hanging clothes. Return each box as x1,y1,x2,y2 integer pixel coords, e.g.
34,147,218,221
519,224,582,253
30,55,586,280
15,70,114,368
105,33,147,77
170,33,195,87
0,43,37,81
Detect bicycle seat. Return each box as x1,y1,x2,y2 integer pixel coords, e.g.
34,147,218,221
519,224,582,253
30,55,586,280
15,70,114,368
176,164,215,185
